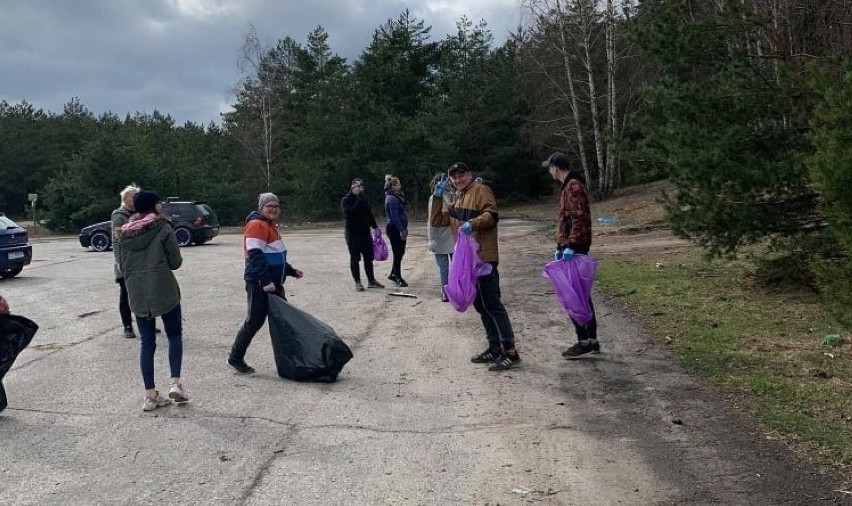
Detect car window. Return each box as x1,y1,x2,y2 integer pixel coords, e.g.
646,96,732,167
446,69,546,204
0,216,21,231
162,203,182,216
196,204,212,215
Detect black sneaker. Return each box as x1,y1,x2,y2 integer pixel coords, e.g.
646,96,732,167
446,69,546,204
123,327,137,339
562,340,601,359
470,348,502,364
227,358,256,375
489,350,521,371
355,281,365,292
397,278,408,287
367,280,384,289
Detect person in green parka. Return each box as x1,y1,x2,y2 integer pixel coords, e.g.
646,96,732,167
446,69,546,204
117,191,188,412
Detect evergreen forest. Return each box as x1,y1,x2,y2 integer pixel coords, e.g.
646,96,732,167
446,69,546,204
1,1,850,319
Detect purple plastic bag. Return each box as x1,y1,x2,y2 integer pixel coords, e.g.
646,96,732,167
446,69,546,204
372,228,389,261
542,255,598,325
445,230,490,312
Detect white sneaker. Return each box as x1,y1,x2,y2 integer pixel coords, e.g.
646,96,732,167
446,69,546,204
168,383,189,404
143,392,172,411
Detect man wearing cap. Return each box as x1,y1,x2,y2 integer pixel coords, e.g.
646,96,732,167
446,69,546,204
543,152,599,358
341,178,384,292
227,192,304,374
431,162,521,371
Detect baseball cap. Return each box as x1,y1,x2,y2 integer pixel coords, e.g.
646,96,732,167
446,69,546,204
448,162,470,175
541,152,570,170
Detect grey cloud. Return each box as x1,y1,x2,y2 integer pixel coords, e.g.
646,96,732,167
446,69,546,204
0,0,518,124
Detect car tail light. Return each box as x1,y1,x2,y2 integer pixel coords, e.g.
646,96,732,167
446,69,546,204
194,216,205,226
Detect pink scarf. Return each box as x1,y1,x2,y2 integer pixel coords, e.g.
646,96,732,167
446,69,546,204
121,213,159,232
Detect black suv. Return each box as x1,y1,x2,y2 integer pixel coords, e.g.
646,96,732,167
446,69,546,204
0,214,33,278
78,199,220,251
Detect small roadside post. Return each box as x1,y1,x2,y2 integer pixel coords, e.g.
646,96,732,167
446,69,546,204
28,193,38,228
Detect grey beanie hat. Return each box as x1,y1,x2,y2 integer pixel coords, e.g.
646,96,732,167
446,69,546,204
258,192,280,209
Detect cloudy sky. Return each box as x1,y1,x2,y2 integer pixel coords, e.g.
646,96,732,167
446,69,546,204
1,0,522,125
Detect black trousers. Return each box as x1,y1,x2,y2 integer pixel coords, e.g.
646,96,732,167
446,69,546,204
568,244,597,341
345,232,375,283
116,277,133,328
386,226,406,279
230,282,283,362
473,266,516,351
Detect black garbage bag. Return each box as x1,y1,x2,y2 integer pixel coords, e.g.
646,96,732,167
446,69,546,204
268,295,352,382
0,314,38,412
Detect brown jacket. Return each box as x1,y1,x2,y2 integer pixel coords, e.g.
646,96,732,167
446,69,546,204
430,181,500,265
557,173,592,249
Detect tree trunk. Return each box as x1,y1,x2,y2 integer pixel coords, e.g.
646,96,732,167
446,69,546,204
575,0,606,197
603,0,618,198
555,0,592,185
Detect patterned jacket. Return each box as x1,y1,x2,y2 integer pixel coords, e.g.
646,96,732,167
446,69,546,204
430,181,500,265
557,172,592,250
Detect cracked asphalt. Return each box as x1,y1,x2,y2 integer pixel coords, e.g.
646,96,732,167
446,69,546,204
0,221,846,505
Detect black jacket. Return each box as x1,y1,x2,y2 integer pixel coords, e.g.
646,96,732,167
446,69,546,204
341,192,378,236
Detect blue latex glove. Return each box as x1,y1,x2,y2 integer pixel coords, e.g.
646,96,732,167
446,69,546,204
554,247,575,261
433,174,448,198
460,221,473,236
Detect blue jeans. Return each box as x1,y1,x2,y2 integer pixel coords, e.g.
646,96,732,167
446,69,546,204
434,253,451,290
137,304,183,390
473,266,515,351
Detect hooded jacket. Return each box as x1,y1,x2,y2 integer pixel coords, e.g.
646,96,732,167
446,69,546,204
430,180,500,265
242,211,297,287
116,215,182,318
384,191,408,232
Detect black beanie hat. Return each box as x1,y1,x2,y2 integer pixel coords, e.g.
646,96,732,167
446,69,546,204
133,190,160,214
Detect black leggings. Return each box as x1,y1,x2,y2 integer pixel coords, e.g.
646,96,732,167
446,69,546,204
345,232,375,283
116,277,133,328
386,226,406,279
568,244,597,341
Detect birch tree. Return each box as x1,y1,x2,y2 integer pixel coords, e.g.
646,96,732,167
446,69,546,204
226,25,297,190
520,0,639,198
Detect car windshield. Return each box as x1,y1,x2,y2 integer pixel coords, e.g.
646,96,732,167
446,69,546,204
0,216,22,231
196,204,213,215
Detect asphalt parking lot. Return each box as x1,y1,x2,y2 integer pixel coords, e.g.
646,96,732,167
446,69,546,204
0,223,844,505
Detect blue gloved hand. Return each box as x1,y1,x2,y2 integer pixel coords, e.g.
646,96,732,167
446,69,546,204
433,174,448,198
460,221,473,236
554,247,575,261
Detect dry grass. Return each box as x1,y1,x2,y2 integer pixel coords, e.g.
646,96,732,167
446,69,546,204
582,180,852,480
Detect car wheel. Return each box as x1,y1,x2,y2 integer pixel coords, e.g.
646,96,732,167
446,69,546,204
174,227,192,247
90,231,111,252
0,265,24,278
